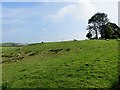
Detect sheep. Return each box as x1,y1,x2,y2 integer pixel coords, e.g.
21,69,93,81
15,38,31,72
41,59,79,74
117,39,120,41
106,39,109,41
18,53,21,56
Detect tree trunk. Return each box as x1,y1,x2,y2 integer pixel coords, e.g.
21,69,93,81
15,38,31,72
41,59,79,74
95,30,98,39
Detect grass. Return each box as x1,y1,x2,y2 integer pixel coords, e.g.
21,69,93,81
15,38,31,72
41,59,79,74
1,40,119,88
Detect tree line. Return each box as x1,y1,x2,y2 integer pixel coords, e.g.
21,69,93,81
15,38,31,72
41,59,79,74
86,12,120,39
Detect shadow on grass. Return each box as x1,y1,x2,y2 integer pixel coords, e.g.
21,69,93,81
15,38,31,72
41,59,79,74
110,79,119,90
110,40,120,89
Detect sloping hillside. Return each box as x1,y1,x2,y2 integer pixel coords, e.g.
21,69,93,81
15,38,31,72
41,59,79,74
2,40,118,88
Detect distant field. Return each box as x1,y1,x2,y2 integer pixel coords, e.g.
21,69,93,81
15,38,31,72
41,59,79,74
2,40,119,88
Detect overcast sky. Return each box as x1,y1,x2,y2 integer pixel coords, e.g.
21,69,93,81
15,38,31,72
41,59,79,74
1,0,119,43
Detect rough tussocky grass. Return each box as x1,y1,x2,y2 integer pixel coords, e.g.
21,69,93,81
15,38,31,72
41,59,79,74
2,40,118,88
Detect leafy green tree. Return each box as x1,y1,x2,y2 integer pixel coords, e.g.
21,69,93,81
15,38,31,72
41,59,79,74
107,22,120,39
100,22,120,39
100,24,112,39
86,12,109,39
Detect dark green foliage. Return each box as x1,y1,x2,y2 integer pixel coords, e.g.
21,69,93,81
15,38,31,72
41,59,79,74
86,12,120,40
86,32,92,39
107,22,120,39
100,22,120,39
86,12,109,39
1,43,24,47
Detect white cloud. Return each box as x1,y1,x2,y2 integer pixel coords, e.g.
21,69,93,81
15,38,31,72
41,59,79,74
48,5,75,21
48,0,96,22
48,0,118,25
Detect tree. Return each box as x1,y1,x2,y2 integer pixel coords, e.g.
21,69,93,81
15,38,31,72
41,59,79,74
86,12,109,39
107,22,120,39
100,24,112,39
100,22,120,39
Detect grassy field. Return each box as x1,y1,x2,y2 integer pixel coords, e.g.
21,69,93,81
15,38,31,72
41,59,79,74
1,40,119,89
